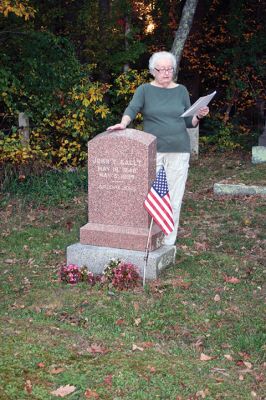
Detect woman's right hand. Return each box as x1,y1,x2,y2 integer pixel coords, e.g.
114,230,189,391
106,123,126,131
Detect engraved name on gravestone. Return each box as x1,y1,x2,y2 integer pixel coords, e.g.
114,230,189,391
80,129,163,251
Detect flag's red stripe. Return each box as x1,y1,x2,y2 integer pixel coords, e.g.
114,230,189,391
151,188,173,215
145,194,174,231
144,206,171,234
145,203,174,230
143,167,175,235
144,191,174,234
148,192,173,220
144,201,173,234
149,189,174,224
144,198,174,232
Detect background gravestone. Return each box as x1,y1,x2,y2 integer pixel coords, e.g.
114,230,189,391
80,129,163,251
18,112,30,146
187,126,199,159
252,121,266,164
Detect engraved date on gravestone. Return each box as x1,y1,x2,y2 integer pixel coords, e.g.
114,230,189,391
92,157,142,191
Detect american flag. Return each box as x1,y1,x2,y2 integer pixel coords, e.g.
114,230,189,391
144,166,174,235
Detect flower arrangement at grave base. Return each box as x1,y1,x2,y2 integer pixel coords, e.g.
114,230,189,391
59,264,96,285
59,264,82,284
102,258,122,281
110,261,141,290
59,259,141,290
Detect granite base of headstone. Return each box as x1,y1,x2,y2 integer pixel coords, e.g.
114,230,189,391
67,243,176,280
66,129,176,280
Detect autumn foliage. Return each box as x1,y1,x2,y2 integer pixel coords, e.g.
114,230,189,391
0,0,265,170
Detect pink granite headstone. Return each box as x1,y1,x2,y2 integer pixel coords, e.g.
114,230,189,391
80,129,163,251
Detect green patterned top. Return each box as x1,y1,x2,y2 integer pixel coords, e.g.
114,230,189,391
123,83,194,153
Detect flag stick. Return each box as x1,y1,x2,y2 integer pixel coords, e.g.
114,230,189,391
143,218,154,287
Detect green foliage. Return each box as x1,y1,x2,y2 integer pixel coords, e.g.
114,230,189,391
1,30,81,116
199,115,259,152
108,69,149,125
0,69,148,168
0,27,91,168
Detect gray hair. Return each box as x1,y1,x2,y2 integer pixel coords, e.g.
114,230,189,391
148,51,177,74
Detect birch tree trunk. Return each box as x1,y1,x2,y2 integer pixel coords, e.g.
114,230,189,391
98,0,111,82
171,0,199,77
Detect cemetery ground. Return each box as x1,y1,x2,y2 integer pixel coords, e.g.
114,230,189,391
0,153,265,400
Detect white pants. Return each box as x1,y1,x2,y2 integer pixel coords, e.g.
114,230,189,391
156,152,190,246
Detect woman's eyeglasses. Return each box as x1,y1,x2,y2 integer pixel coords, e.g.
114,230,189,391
154,67,174,73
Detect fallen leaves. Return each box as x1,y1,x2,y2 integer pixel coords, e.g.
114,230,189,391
171,278,192,290
214,294,221,302
224,354,233,361
50,367,65,374
103,374,113,386
193,338,204,353
24,379,32,394
147,365,156,373
51,385,76,397
65,221,73,231
196,388,210,398
211,367,230,377
243,361,253,369
11,302,25,310
84,389,99,398
115,318,125,326
132,343,144,352
4,258,17,264
194,241,209,252
27,212,36,222
87,343,108,355
132,341,154,352
200,353,216,361
223,275,241,284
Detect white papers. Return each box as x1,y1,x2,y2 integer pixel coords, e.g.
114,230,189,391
181,91,216,117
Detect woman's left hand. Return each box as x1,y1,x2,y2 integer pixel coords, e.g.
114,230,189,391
197,106,209,119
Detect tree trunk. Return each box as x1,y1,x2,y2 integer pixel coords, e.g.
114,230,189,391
171,0,199,77
98,0,111,82
124,16,130,72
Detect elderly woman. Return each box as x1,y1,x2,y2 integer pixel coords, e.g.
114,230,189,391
107,51,209,246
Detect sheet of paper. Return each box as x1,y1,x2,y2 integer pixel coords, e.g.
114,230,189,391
181,91,216,117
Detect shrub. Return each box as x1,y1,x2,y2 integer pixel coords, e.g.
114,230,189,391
199,114,254,152
0,68,149,169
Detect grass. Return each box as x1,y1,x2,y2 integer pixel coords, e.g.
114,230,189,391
0,153,265,399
